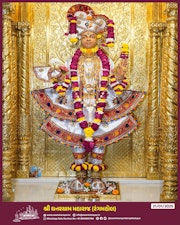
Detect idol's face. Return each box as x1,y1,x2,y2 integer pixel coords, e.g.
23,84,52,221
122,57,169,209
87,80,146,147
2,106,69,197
81,31,97,49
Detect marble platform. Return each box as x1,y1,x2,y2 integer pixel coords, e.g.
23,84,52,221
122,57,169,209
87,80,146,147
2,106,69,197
12,177,163,202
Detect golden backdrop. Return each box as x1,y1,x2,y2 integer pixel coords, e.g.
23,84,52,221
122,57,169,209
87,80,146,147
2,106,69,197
2,2,178,201
29,2,156,177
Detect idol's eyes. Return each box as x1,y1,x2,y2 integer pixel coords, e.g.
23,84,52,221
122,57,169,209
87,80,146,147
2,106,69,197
81,35,96,39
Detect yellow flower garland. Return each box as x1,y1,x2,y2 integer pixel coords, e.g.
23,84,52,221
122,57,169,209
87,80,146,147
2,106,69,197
84,127,95,138
80,45,99,54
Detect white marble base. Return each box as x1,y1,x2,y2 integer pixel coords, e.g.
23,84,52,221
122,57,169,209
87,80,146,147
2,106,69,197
12,177,163,202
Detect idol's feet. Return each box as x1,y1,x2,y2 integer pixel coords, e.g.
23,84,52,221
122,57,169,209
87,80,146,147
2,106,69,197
70,171,87,193
90,171,106,192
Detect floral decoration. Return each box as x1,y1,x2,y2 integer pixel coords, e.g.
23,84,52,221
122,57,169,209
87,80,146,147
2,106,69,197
68,16,78,43
57,187,64,194
54,45,129,153
120,43,129,59
70,162,107,172
70,47,111,152
112,189,119,195
105,181,119,195
53,73,71,97
109,74,128,95
83,182,92,192
106,19,115,47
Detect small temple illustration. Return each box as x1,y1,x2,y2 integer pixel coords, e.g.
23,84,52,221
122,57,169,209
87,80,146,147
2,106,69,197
13,205,39,222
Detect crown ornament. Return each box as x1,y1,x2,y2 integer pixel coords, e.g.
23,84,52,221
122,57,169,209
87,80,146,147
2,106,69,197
66,4,115,47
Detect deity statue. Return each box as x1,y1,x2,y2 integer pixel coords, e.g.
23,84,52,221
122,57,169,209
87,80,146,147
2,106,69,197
32,4,145,193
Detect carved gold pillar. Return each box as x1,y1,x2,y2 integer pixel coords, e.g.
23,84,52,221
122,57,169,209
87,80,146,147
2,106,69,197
146,22,166,179
159,22,168,179
15,22,31,178
160,3,178,202
10,23,19,178
2,2,15,202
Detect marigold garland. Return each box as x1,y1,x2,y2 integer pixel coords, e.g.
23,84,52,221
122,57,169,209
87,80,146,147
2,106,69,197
80,45,99,54
69,48,110,152
120,43,129,59
54,45,129,152
106,19,115,47
109,74,128,95
68,16,78,43
70,162,107,171
53,74,71,97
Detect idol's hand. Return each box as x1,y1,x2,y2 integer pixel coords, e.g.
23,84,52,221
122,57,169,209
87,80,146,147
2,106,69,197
115,58,128,80
48,65,68,83
48,58,68,82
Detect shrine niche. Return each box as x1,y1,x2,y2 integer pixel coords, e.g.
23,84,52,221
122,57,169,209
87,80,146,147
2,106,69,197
2,2,177,202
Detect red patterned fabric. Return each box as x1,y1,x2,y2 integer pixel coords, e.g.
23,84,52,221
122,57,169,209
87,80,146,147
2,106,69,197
32,88,145,121
40,114,138,148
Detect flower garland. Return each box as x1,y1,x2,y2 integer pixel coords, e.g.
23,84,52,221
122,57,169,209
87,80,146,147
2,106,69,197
70,48,110,152
109,74,128,95
80,45,99,54
68,16,78,43
120,43,129,58
70,162,107,172
53,74,71,97
106,19,115,47
53,46,128,152
109,43,129,95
